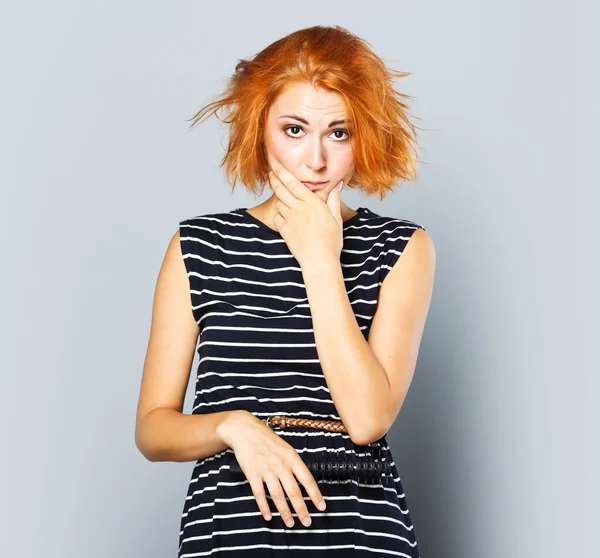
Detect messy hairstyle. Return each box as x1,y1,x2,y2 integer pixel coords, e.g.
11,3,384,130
186,25,424,200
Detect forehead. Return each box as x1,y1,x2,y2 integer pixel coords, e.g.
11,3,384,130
269,82,346,118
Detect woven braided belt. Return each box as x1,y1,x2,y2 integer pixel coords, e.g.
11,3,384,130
264,415,347,433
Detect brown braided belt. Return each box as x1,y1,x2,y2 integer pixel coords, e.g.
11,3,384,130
263,415,347,433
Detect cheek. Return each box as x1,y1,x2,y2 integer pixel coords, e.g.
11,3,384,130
265,134,295,169
335,148,355,174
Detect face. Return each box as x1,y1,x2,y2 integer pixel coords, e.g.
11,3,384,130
263,82,355,204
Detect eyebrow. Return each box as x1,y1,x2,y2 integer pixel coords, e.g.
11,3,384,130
278,114,348,127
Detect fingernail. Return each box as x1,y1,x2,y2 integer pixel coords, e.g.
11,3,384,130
337,180,343,191
286,519,295,527
264,513,271,520
318,501,326,511
302,517,312,527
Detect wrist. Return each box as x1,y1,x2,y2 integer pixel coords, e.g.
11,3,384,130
301,257,340,278
216,410,252,446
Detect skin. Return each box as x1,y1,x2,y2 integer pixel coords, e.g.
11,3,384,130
247,82,358,228
135,80,436,530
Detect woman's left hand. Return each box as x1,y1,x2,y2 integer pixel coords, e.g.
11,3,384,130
268,162,344,272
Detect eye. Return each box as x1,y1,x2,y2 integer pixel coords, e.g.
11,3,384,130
283,125,304,138
282,125,351,142
331,129,351,141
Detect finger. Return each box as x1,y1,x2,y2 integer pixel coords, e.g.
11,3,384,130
272,212,285,232
292,459,327,512
278,469,313,527
268,170,299,207
264,474,295,528
275,200,291,219
326,181,343,225
271,163,310,201
248,476,273,521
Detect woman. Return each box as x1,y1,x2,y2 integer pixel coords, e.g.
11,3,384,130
135,25,435,557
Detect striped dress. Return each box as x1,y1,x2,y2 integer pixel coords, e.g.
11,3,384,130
178,205,425,557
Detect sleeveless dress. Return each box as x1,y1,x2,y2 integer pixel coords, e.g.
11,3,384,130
177,205,425,557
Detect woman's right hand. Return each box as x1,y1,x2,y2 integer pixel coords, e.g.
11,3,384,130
217,411,327,528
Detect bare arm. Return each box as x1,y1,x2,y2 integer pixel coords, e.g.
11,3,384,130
134,228,249,462
138,406,249,463
302,228,435,446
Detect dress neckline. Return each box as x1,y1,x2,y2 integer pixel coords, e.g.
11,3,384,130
236,206,367,236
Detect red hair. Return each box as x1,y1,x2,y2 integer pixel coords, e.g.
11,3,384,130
186,25,424,200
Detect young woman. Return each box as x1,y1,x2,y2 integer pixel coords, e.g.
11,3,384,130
135,25,435,557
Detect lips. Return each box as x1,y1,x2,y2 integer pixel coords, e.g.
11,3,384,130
302,181,328,190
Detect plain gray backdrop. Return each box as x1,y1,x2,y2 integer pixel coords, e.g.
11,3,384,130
1,1,597,556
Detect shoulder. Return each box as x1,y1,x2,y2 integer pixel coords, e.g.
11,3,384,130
398,223,435,258
360,208,428,240
178,208,248,243
396,226,435,271
382,223,435,287
363,209,434,283
179,208,241,230
372,211,432,249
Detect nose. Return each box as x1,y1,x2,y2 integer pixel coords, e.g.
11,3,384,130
305,135,326,171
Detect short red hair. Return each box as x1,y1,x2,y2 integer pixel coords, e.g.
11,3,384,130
186,25,424,200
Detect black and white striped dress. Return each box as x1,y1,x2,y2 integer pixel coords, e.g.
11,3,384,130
177,206,425,557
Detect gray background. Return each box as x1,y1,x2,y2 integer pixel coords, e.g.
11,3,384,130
1,1,597,556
